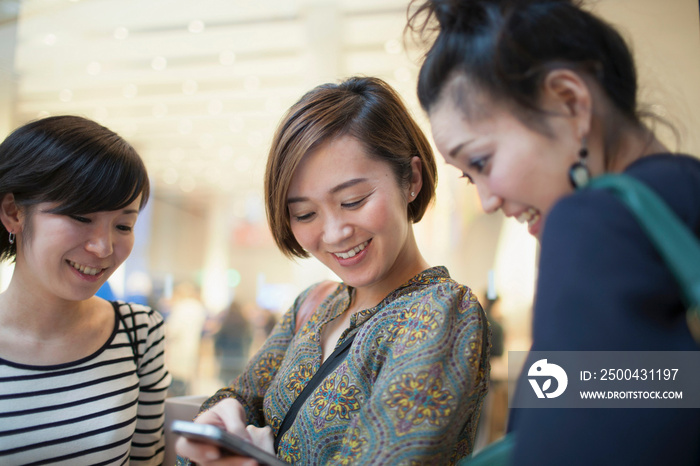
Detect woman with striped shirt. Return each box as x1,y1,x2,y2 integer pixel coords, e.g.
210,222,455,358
0,115,171,465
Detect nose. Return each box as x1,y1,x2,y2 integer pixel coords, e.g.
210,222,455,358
476,182,503,214
84,224,113,258
321,212,353,246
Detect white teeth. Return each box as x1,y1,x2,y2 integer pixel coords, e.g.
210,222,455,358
333,241,369,259
516,208,540,227
69,260,101,276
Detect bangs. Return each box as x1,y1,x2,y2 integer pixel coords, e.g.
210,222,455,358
46,149,150,215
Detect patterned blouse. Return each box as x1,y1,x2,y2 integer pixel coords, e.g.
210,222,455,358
180,266,489,465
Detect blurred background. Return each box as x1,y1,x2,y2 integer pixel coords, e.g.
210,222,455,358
1,0,699,443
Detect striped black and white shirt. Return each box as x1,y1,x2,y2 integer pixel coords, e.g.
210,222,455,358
0,301,171,465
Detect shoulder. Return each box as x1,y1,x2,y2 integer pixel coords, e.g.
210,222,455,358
113,301,166,334
545,154,700,247
397,266,482,317
625,154,700,226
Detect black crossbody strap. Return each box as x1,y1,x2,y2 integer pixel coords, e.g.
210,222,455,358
274,331,357,452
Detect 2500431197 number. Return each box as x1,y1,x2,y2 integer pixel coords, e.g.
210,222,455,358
600,368,678,381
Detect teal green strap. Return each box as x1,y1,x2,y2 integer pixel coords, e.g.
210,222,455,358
586,174,700,340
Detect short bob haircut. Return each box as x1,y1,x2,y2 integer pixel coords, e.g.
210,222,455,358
265,76,437,259
0,115,149,261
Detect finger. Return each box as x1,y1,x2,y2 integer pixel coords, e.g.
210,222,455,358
199,457,260,466
204,399,251,440
245,425,275,454
174,436,222,463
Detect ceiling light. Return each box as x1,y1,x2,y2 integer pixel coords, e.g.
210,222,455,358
229,116,244,133
163,167,179,185
179,176,196,193
114,27,129,40
384,39,402,54
188,20,205,33
59,89,73,102
123,84,138,99
152,103,168,118
182,79,198,95
208,99,223,115
219,50,236,66
244,76,260,92
151,56,167,71
86,61,101,76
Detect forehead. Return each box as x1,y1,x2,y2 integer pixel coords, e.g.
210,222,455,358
288,135,390,195
429,97,491,153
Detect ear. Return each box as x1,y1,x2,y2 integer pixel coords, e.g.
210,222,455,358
408,156,423,202
541,69,593,139
0,193,23,234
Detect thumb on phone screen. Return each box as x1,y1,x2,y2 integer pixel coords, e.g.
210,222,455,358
245,425,275,454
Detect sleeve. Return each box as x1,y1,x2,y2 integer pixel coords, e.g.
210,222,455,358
510,192,700,466
130,305,172,465
333,283,489,464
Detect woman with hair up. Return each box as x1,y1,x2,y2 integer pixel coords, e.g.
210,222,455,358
407,0,700,464
176,76,490,465
0,115,171,465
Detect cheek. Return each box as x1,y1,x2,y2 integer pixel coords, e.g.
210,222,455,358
289,222,313,250
372,195,408,232
116,236,136,258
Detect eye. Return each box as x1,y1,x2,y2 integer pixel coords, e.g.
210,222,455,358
469,155,490,174
293,212,315,222
116,224,133,232
70,215,91,223
341,195,369,209
459,172,474,185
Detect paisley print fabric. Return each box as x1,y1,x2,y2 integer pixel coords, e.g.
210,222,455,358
179,266,489,465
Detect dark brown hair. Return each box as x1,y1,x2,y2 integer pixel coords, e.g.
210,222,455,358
409,0,643,152
0,115,149,261
265,76,437,259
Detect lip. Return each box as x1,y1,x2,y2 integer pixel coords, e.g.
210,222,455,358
510,208,542,238
527,215,542,237
331,239,371,266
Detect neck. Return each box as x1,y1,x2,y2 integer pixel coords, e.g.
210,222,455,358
607,125,668,173
0,277,87,339
351,231,430,312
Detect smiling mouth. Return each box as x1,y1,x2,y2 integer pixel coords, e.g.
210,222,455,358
68,260,105,276
333,240,370,259
516,208,541,229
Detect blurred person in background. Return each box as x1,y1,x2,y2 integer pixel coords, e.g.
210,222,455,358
165,281,208,396
213,300,252,385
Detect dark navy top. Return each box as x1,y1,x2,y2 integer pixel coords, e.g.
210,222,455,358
510,154,700,465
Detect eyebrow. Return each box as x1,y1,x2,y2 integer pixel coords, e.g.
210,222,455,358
122,208,140,215
287,178,368,204
448,139,476,158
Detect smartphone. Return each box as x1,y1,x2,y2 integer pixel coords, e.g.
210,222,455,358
170,420,290,466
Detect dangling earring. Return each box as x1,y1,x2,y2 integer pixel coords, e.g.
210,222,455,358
569,139,591,189
8,232,15,245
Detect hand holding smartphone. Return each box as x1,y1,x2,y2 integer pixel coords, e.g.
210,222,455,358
171,420,290,466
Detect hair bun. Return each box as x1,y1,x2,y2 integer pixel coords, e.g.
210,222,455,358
426,0,574,30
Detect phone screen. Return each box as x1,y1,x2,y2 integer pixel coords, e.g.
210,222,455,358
171,420,289,466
